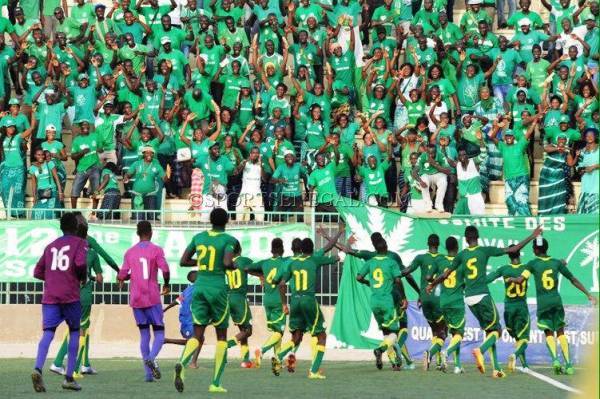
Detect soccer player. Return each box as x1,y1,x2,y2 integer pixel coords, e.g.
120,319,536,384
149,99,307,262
340,232,420,370
427,225,542,378
248,238,289,369
402,234,447,371
163,271,201,369
485,245,530,372
31,212,89,392
271,238,339,379
507,238,597,375
226,241,254,368
428,236,464,374
176,208,238,393
118,221,170,382
356,238,407,371
51,213,119,377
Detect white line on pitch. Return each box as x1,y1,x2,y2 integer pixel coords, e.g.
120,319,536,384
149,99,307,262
517,367,582,394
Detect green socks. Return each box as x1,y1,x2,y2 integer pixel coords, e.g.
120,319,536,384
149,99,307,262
310,344,325,374
212,341,227,387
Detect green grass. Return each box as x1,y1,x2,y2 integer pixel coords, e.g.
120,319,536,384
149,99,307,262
0,359,579,399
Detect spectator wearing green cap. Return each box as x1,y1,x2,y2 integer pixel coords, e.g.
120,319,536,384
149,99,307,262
570,128,599,214
67,73,98,130
489,116,536,215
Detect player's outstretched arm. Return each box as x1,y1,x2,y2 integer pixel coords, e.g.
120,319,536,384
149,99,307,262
180,247,196,267
88,236,119,272
504,226,543,254
163,299,180,313
567,276,596,305
394,278,408,309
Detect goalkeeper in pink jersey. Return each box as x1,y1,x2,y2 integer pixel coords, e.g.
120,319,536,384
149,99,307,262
118,221,171,382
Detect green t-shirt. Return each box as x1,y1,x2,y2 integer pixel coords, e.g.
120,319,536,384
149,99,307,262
28,161,57,190
431,255,464,308
358,255,401,301
201,155,234,194
129,158,165,194
450,246,505,297
417,151,445,175
186,229,237,288
69,85,97,124
499,139,528,179
358,160,390,196
156,49,188,82
36,102,66,139
272,163,307,198
248,256,287,306
72,133,100,172
101,168,120,191
308,162,337,204
523,257,574,313
487,263,528,305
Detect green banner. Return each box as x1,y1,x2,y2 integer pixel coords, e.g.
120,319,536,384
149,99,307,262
329,200,599,349
0,221,312,283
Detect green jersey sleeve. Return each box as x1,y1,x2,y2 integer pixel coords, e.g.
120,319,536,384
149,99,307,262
486,265,504,283
90,250,102,275
87,236,119,271
313,255,337,267
246,259,263,273
353,250,375,260
483,246,505,257
558,260,574,280
406,255,421,274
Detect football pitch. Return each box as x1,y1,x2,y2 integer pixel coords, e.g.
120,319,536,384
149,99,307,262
0,359,579,399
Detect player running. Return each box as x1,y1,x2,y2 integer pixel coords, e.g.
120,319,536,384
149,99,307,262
507,238,597,375
51,213,119,377
163,271,201,369
339,232,420,370
226,241,255,368
31,212,89,392
427,225,541,378
485,245,530,372
402,234,447,371
271,238,339,379
356,238,407,372
176,208,238,393
428,237,464,374
118,221,170,382
248,238,289,368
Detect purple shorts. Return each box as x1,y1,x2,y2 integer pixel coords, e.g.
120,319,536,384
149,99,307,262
133,304,164,327
42,302,81,331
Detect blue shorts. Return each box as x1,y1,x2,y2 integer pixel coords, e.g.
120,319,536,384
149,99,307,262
42,302,81,331
133,304,164,327
180,324,194,339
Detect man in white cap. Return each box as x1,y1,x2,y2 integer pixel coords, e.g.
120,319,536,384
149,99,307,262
460,0,493,34
124,146,167,220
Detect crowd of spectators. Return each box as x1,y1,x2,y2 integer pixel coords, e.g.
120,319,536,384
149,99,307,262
0,0,598,221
